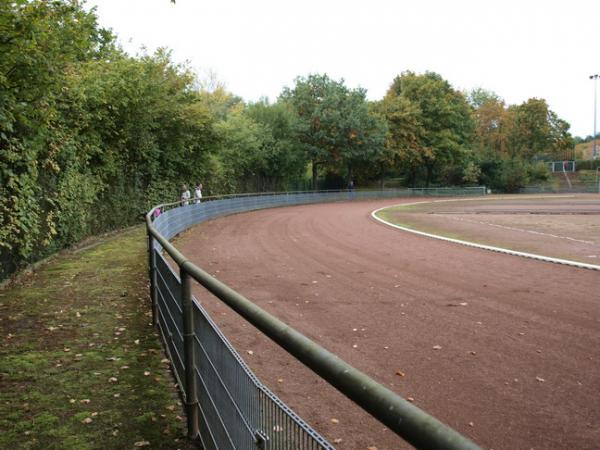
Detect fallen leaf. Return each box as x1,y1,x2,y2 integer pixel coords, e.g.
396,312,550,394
134,441,150,447
108,377,118,383
395,370,405,377
331,418,339,424
82,417,93,424
80,399,91,404
333,438,342,443
144,371,150,376
134,339,140,345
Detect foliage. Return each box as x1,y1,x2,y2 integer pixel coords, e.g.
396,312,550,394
0,0,115,275
0,1,583,279
575,159,600,171
377,71,475,186
280,74,386,188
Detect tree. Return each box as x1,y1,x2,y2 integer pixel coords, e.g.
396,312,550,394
373,94,425,186
469,89,510,159
280,74,385,189
380,72,475,186
246,100,307,190
506,98,574,160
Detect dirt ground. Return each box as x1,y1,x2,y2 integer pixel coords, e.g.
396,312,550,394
175,197,600,450
381,194,600,265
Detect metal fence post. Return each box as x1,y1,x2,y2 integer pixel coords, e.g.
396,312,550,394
181,264,199,439
147,233,158,326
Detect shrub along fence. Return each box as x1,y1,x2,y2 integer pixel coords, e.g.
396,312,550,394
146,188,486,450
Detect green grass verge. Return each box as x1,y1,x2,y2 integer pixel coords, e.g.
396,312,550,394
0,227,194,449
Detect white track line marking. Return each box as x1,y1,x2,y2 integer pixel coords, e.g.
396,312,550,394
371,198,600,272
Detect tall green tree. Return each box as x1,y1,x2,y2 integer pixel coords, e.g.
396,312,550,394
468,89,510,159
380,72,475,186
506,98,574,160
280,74,385,189
246,100,307,190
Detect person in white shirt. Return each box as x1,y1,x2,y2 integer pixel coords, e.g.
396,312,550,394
181,184,191,205
194,182,203,204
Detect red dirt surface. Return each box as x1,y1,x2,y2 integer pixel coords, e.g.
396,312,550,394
175,198,600,450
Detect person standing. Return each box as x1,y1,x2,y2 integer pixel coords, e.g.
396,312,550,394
181,184,191,206
194,182,203,204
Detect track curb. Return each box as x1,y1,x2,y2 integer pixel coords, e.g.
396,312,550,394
371,198,600,272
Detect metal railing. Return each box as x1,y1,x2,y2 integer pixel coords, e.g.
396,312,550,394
146,188,486,450
547,160,576,172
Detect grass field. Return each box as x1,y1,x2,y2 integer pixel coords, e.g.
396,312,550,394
0,227,192,450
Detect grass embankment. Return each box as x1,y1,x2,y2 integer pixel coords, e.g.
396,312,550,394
0,227,193,449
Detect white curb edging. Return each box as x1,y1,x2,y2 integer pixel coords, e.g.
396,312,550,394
371,199,600,272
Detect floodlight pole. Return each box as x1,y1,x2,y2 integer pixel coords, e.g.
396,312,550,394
591,74,599,160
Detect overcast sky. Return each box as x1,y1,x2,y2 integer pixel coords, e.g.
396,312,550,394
86,0,599,137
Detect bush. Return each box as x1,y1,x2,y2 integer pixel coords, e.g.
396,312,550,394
527,161,552,183
575,159,600,171
499,161,530,193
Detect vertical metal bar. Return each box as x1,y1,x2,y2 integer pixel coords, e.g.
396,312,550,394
147,233,158,326
181,265,199,439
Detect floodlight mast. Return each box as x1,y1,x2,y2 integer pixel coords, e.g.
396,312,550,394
591,74,599,159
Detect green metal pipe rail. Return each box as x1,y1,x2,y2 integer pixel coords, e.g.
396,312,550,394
146,191,483,450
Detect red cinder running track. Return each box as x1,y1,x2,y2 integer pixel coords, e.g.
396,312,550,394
175,198,600,450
